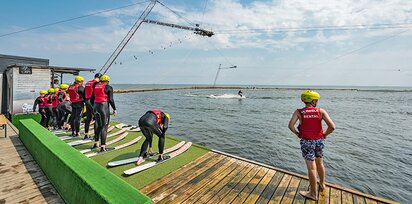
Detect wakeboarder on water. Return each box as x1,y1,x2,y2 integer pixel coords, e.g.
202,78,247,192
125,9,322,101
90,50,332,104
91,74,117,152
238,90,243,97
288,90,336,201
136,110,171,165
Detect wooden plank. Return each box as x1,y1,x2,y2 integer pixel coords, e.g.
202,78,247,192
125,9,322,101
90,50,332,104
365,198,378,204
279,176,301,204
204,163,253,204
209,163,255,203
140,151,215,194
342,191,354,204
318,186,331,204
218,165,263,204
180,160,239,204
293,179,309,204
353,194,366,204
256,171,285,204
166,158,240,204
195,161,248,203
227,167,269,203
244,169,277,203
149,156,229,202
330,188,342,204
268,174,293,204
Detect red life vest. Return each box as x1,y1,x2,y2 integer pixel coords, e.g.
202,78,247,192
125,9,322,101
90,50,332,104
85,79,98,99
150,110,163,125
44,95,52,107
298,107,323,140
94,83,108,103
52,92,60,108
38,96,46,109
68,84,83,103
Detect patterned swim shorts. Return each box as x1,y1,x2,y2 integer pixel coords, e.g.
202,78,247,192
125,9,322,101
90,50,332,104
300,138,325,161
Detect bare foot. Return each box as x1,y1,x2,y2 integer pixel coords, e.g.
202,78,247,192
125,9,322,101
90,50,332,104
136,157,145,166
318,182,326,191
299,191,318,201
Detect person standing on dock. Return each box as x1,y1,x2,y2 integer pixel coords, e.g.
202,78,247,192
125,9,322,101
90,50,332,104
91,74,117,152
84,73,102,139
68,76,85,137
136,110,170,165
57,84,70,129
288,90,336,201
44,88,55,130
33,90,48,127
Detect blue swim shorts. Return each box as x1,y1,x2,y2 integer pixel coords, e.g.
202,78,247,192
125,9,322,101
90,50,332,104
300,138,325,161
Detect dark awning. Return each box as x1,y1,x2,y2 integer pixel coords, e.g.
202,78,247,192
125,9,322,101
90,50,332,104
7,63,95,74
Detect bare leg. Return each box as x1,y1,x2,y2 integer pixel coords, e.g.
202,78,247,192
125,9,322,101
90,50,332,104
315,157,326,190
299,159,318,200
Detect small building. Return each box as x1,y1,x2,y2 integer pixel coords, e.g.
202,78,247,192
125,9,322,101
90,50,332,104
0,54,95,117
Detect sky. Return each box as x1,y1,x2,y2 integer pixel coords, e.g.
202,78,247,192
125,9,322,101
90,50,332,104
1,0,411,86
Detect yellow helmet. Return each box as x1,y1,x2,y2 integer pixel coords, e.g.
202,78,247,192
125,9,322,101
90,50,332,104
164,112,170,121
301,90,320,103
54,88,60,92
100,74,110,82
75,75,85,82
60,83,69,89
48,88,56,93
40,90,48,95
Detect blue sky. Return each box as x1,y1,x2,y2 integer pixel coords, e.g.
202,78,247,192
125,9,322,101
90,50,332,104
1,0,411,86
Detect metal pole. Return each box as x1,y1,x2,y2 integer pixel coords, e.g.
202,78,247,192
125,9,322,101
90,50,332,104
213,64,221,87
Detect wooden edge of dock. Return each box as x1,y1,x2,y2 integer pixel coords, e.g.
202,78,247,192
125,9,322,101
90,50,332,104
211,149,398,204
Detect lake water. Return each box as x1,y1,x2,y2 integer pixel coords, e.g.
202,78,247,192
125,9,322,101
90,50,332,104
111,85,412,202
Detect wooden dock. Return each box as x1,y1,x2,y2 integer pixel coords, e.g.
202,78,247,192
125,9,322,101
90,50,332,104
141,151,398,204
0,121,63,204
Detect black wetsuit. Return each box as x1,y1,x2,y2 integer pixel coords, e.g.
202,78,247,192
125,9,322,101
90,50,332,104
69,84,85,136
84,79,98,135
238,90,243,97
138,111,169,157
44,94,53,128
57,91,69,128
51,94,60,129
33,96,47,127
92,83,116,145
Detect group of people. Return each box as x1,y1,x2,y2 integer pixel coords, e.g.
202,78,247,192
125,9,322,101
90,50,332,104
33,73,171,163
33,73,117,152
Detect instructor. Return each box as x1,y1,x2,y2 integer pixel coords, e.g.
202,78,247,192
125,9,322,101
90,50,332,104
136,110,170,165
68,76,85,137
84,73,102,139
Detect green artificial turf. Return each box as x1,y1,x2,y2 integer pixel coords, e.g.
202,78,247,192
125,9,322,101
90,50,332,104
66,122,210,189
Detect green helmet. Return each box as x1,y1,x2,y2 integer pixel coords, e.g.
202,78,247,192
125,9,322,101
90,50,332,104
301,90,320,103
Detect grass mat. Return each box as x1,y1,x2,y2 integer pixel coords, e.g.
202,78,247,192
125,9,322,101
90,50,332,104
64,121,210,189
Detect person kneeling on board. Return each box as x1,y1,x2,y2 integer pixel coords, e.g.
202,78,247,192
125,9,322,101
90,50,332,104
91,74,117,152
136,110,171,165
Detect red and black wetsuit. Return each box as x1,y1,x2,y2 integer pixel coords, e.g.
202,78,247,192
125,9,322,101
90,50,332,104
91,82,116,145
138,110,169,157
68,83,85,136
33,95,47,127
43,94,53,128
84,79,99,134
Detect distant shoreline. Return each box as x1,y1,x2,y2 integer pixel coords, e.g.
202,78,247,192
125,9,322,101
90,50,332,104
113,86,412,93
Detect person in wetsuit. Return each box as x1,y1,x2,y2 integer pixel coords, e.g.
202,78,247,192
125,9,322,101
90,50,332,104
91,74,117,152
44,88,55,129
238,90,243,97
83,73,102,139
68,76,85,137
51,87,61,129
33,90,48,127
57,84,70,129
136,110,170,165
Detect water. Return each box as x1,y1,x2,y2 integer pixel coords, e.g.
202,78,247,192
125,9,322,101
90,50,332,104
112,86,412,202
